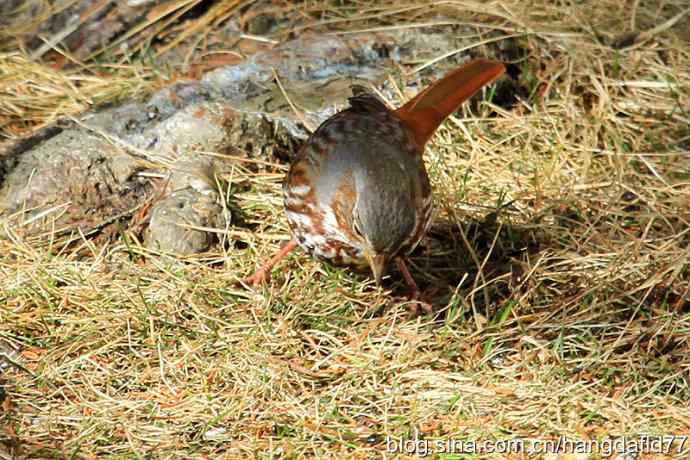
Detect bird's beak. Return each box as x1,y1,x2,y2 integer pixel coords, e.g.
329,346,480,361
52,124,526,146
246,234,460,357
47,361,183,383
364,249,388,285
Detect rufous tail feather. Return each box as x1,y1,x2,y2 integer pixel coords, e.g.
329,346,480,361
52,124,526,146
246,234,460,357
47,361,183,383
395,59,506,147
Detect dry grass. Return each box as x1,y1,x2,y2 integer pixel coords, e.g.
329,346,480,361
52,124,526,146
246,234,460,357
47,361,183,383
2,0,690,459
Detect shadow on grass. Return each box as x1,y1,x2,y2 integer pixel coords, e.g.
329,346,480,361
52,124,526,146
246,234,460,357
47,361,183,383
388,212,547,316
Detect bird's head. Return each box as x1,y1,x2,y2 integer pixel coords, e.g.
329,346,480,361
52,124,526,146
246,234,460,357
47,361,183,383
352,214,399,286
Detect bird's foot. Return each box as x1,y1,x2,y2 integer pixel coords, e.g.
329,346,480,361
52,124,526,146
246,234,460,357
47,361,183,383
405,289,433,316
239,238,297,288
241,268,271,287
394,257,433,315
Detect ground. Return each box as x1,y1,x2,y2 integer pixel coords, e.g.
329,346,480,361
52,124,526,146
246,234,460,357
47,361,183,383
1,0,689,459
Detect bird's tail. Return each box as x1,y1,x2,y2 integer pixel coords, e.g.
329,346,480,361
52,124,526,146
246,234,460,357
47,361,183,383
394,59,506,147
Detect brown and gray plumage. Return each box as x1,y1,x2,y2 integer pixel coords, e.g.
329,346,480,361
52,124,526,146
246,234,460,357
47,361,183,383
244,59,506,290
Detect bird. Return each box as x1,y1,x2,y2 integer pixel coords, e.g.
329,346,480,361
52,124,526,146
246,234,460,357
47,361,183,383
243,58,506,302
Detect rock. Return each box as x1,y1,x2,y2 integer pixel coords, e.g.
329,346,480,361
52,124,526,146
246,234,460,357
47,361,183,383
245,13,276,36
1,28,516,254
0,127,149,230
1,0,166,61
167,157,218,195
146,189,225,254
146,155,224,253
139,102,234,159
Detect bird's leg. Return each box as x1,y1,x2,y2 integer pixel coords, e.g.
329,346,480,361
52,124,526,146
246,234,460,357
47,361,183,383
242,238,298,286
395,257,432,314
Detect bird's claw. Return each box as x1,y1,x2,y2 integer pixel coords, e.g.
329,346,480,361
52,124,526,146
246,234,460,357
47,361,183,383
238,239,298,289
240,269,271,287
405,289,433,316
